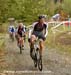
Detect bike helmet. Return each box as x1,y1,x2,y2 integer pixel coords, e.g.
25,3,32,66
38,15,47,19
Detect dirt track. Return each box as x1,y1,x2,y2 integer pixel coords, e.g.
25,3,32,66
1,35,71,75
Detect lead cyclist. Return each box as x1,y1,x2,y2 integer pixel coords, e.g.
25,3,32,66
28,15,48,59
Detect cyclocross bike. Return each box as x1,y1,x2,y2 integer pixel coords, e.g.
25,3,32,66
31,38,43,71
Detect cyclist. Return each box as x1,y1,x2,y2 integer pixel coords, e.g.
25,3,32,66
15,26,18,40
51,13,60,21
17,22,26,49
8,18,15,38
22,24,27,42
28,15,48,59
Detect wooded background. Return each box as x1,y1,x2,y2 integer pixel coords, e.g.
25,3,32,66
0,0,71,24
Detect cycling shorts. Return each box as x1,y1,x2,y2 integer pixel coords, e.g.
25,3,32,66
32,31,45,41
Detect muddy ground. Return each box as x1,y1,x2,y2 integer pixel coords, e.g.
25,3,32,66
0,34,71,75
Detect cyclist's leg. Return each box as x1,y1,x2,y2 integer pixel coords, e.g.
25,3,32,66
21,33,25,48
24,32,26,42
17,32,22,46
19,34,24,48
9,32,12,38
20,37,23,46
10,32,14,41
21,37,24,48
29,35,36,58
39,39,44,57
36,32,45,57
12,32,15,40
17,34,21,46
30,35,36,48
15,33,18,41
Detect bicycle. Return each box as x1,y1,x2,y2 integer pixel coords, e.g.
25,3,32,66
18,36,24,54
10,32,15,41
30,38,43,71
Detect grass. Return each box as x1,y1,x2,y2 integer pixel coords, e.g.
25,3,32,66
0,33,6,71
0,33,5,51
45,24,71,55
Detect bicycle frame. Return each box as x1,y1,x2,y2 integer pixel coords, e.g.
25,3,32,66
10,32,15,41
32,38,43,71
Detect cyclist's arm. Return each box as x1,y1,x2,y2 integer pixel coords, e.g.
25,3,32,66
44,23,48,38
23,25,26,32
28,27,33,38
28,22,37,38
8,26,11,33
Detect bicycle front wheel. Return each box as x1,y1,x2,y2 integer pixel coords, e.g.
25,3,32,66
34,53,37,68
37,56,43,71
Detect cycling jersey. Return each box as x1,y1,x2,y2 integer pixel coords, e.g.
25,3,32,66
29,22,48,40
8,25,15,33
17,25,26,37
33,23,47,32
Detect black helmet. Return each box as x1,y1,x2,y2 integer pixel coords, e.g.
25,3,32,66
38,15,47,19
